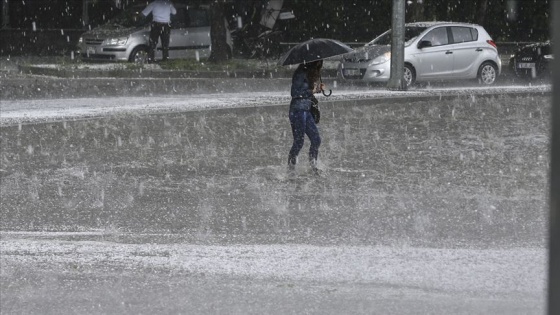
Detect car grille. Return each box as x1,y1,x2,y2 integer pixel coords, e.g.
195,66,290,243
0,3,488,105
84,38,103,45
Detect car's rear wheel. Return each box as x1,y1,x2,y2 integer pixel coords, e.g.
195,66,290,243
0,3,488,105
129,46,149,63
477,62,497,85
404,64,416,88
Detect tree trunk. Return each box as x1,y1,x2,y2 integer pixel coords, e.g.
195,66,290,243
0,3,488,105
387,0,406,90
82,0,89,28
476,0,488,25
1,0,9,29
550,2,560,313
208,0,230,62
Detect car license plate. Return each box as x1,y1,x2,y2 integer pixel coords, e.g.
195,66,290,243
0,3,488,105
517,62,535,69
344,69,361,76
87,46,96,55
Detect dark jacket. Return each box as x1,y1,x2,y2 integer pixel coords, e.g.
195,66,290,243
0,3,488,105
289,66,315,112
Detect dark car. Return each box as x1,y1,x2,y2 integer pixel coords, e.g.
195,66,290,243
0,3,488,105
509,41,553,80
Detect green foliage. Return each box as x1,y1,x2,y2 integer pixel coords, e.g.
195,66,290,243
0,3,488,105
286,0,393,43
284,0,550,42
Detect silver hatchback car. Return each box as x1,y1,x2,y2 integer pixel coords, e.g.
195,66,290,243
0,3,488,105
338,22,501,87
77,4,232,63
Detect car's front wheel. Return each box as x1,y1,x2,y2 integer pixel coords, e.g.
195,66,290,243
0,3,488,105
477,62,498,85
129,46,149,63
404,64,416,88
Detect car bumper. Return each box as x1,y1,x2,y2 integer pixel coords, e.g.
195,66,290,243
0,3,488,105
77,44,130,62
338,62,390,82
511,59,550,78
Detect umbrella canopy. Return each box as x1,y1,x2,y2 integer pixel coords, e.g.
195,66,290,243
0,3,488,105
277,38,354,66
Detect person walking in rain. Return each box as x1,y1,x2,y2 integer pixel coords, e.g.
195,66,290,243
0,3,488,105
287,60,326,175
142,0,177,63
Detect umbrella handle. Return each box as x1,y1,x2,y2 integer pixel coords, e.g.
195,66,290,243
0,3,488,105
319,75,332,97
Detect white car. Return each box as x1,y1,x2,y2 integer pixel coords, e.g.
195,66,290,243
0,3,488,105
338,22,501,87
77,4,232,63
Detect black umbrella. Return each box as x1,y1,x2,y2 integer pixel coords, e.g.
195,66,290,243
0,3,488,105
278,38,353,96
277,38,353,66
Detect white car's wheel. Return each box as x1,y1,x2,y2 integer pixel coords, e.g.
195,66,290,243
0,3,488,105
129,47,149,63
477,62,497,85
404,64,416,87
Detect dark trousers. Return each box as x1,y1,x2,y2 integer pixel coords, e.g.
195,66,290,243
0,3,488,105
148,22,171,62
288,110,321,165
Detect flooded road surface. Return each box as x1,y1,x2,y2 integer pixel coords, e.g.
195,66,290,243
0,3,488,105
1,90,550,314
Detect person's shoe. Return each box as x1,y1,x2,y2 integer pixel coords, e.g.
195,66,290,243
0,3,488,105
287,156,297,177
288,156,297,168
287,160,296,175
309,158,322,176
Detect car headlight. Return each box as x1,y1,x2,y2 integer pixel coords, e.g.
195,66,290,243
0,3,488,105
369,52,391,66
544,54,554,60
103,37,128,46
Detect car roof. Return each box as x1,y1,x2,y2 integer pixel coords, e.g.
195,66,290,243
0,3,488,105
405,21,481,28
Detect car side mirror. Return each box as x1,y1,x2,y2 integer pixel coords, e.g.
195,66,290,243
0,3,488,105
418,40,432,49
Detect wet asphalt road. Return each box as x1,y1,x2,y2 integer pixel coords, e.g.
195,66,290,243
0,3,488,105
0,89,551,314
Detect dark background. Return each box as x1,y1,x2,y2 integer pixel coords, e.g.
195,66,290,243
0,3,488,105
0,0,551,56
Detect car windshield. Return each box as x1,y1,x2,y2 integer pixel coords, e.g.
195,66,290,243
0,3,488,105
366,26,428,46
106,6,148,28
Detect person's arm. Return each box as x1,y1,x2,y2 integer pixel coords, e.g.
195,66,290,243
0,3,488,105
170,4,177,15
142,3,154,17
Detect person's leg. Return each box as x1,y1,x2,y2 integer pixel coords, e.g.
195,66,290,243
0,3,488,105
288,111,306,169
148,23,161,63
161,23,171,61
305,113,321,171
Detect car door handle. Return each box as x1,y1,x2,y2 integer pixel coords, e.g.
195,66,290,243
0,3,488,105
445,51,453,54
476,48,483,52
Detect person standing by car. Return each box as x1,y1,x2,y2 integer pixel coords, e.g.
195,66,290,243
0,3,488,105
142,0,177,63
287,60,326,175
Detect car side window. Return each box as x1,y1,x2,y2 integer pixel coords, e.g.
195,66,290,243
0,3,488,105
423,27,449,47
470,28,479,41
451,27,478,43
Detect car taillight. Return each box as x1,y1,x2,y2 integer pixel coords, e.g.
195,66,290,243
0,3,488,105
487,40,497,49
